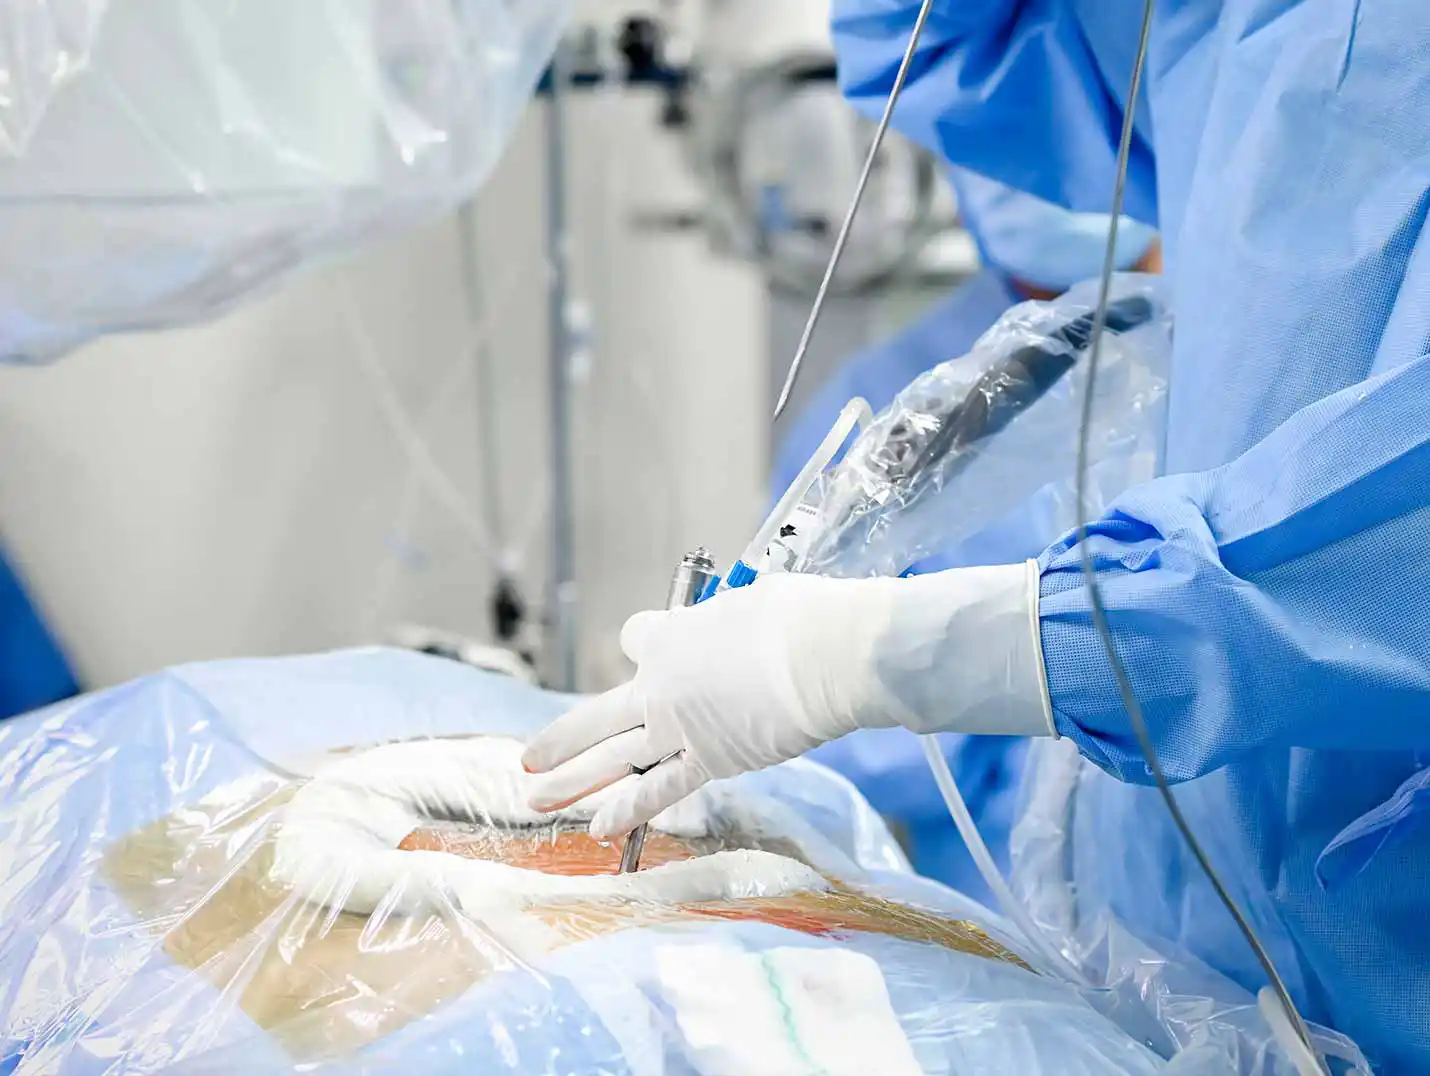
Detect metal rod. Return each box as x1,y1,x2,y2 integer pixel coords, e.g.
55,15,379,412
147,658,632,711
618,819,649,874
770,0,936,421
544,36,579,692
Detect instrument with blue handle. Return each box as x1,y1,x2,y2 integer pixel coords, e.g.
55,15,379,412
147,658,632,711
617,547,719,873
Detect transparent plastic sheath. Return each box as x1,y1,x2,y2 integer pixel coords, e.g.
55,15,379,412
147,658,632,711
0,0,567,362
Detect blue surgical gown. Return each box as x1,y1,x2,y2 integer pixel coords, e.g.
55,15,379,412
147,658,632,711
0,545,77,719
834,3,1430,1071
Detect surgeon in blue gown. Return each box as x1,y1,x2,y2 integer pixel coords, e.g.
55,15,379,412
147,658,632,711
0,544,78,719
526,4,1430,1071
773,169,1160,905
822,6,1430,1071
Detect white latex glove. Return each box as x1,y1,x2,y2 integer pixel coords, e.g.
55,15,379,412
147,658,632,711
522,562,1055,839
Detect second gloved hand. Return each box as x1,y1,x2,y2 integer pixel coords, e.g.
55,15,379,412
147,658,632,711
521,562,1055,839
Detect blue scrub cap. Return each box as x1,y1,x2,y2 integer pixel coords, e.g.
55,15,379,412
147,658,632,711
949,167,1158,292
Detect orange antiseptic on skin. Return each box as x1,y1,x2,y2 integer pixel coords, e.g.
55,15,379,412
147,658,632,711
398,827,697,875
393,826,1015,958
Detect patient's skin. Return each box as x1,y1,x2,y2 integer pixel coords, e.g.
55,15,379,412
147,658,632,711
393,823,1023,965
398,826,695,875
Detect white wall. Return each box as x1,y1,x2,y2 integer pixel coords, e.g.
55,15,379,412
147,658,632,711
0,85,769,693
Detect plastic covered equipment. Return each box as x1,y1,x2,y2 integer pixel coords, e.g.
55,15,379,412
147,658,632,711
0,647,1367,1074
0,0,566,362
1011,738,1373,1076
780,275,1172,580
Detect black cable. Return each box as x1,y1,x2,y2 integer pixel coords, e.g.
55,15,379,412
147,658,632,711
1074,0,1323,1066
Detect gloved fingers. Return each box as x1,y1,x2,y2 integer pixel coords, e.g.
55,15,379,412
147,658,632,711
522,681,643,774
619,608,668,663
588,754,710,840
526,725,665,813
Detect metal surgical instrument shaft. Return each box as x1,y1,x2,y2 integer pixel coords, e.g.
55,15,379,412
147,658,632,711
771,0,937,422
618,548,718,873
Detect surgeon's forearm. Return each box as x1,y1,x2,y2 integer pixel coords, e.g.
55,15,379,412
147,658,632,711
1034,356,1430,783
830,0,1157,222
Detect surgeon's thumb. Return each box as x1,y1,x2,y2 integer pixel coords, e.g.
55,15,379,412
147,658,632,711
619,609,668,664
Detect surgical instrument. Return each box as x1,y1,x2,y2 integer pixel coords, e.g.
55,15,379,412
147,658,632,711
796,295,1158,576
771,0,937,421
618,547,718,873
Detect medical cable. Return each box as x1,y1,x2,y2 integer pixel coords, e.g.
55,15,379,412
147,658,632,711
920,736,1087,983
771,0,936,421
1074,2,1324,1070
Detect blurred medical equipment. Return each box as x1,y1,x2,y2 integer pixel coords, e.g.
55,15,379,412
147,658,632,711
589,9,960,299
388,623,538,685
576,7,967,423
682,37,968,421
683,51,950,300
0,646,1372,1074
453,199,543,676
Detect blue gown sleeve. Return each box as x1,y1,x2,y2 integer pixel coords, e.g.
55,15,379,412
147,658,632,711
1039,355,1430,782
830,0,1158,223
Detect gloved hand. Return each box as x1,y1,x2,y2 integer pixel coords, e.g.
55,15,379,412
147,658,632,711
522,562,1055,839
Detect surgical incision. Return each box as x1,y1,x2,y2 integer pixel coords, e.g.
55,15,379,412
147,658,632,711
398,823,697,874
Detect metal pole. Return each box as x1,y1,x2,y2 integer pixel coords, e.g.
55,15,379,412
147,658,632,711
544,37,579,692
